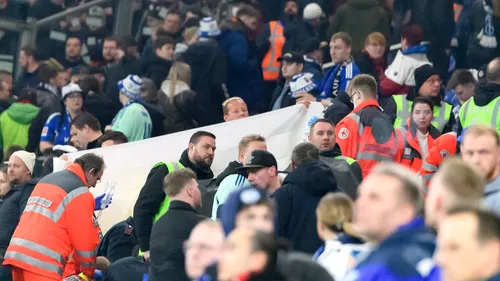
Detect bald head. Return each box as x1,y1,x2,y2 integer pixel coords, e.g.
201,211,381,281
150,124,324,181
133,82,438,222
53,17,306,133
486,58,500,84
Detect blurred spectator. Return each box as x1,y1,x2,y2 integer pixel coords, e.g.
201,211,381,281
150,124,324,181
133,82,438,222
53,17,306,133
163,10,185,43
219,186,275,235
326,0,390,52
314,193,368,281
270,52,304,110
0,164,10,197
181,17,228,126
223,97,249,122
78,74,115,131
218,229,286,281
460,125,500,216
97,130,128,147
0,71,12,95
318,32,359,105
213,135,266,219
301,38,325,85
280,0,301,53
39,83,84,153
350,163,435,281
396,97,441,172
0,89,39,157
139,77,165,138
149,169,205,281
69,112,103,150
426,157,485,230
457,58,500,136
0,79,12,115
0,151,37,281
435,207,500,281
141,36,174,89
96,216,138,264
385,64,455,134
446,69,477,120
2,145,22,164
109,75,152,142
27,0,65,59
0,0,21,20
237,150,282,195
92,36,120,69
354,32,387,83
380,25,429,97
184,220,224,280
219,4,264,114
308,118,363,192
174,26,199,56
466,0,500,69
275,143,339,254
285,3,328,53
13,46,41,96
59,37,88,69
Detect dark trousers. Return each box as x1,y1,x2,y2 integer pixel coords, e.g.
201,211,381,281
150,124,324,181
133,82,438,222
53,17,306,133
0,263,13,281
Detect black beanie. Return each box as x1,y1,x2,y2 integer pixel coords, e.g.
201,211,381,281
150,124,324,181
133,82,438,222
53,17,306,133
414,64,440,92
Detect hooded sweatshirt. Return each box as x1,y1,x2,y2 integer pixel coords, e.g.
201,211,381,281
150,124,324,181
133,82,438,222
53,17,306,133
484,174,500,217
0,102,40,152
211,161,250,219
274,161,340,254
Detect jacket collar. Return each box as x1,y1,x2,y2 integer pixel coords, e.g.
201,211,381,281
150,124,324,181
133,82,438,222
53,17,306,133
169,200,198,213
66,163,88,186
353,99,381,113
405,119,441,140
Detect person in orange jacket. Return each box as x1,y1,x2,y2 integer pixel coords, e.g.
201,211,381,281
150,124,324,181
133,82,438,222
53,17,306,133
2,153,105,281
336,74,401,178
417,132,458,187
396,96,442,172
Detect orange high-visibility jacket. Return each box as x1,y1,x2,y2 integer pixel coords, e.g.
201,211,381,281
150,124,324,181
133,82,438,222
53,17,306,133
396,122,442,173
262,21,285,81
3,164,98,280
336,99,402,178
417,132,458,186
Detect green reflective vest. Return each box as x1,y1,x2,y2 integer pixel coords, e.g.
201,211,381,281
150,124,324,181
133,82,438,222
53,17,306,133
334,155,357,165
459,96,500,136
393,95,452,133
139,161,185,256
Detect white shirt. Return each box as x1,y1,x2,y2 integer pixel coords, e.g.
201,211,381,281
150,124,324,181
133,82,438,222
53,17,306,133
417,130,429,159
316,240,369,281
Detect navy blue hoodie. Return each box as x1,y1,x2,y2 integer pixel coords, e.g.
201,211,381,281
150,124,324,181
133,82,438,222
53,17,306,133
274,161,339,254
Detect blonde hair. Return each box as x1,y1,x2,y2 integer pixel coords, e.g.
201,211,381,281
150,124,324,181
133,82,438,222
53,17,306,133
316,193,356,235
167,62,192,102
365,32,386,47
183,26,199,43
222,97,246,114
463,124,500,146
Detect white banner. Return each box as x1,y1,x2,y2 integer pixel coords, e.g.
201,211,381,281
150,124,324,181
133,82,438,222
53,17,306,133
69,103,324,231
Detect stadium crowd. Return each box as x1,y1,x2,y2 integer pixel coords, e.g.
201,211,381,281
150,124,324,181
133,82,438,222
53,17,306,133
0,0,499,281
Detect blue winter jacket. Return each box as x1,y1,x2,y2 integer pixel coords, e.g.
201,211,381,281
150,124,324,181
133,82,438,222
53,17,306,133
218,29,264,113
345,217,436,281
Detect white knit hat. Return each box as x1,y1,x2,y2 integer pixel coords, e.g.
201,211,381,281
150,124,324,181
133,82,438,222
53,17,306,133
62,83,83,100
10,151,36,175
118,75,143,101
303,3,323,20
198,17,221,38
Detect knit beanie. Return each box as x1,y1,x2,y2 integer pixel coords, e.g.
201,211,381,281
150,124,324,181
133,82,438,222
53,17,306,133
10,151,36,175
303,3,323,20
414,64,439,92
118,75,143,101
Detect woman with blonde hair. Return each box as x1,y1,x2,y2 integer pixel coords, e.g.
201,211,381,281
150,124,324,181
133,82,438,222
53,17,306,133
159,61,202,133
313,192,368,281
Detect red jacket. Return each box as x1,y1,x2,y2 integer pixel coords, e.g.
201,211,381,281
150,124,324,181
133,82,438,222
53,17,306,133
3,164,98,279
417,132,458,186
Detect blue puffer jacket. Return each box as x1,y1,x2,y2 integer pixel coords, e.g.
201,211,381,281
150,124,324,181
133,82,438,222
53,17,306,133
344,217,436,281
218,24,264,113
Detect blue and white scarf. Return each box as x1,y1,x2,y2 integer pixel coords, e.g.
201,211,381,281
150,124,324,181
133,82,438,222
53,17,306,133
478,0,497,48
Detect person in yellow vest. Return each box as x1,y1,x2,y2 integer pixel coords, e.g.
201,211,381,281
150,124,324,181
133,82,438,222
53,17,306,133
457,58,500,136
133,131,216,262
384,64,455,133
256,0,299,108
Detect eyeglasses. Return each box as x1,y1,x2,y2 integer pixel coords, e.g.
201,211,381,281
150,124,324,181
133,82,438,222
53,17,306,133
348,91,359,102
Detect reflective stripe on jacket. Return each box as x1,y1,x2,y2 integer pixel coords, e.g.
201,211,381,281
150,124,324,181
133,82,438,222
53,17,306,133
262,21,285,81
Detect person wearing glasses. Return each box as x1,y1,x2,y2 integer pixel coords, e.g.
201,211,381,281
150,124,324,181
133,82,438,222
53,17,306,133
384,64,455,134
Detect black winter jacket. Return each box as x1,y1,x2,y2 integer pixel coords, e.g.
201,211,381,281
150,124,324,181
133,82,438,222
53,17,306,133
323,91,353,125
133,150,213,252
140,55,172,90
148,201,205,281
0,179,38,255
159,90,203,134
274,161,340,254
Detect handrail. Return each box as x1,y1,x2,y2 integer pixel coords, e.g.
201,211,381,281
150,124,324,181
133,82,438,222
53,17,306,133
36,0,114,28
0,18,31,32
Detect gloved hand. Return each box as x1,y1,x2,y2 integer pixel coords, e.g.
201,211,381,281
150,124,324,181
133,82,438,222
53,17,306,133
308,115,320,127
94,193,112,211
94,270,103,281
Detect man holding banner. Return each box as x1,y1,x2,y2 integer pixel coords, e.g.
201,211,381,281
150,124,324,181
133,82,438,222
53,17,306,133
133,131,216,261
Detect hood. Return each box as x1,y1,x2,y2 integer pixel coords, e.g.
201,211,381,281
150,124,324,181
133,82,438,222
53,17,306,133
319,144,343,158
6,102,40,124
473,83,500,106
141,55,172,73
401,45,428,55
283,161,337,196
348,0,381,9
183,40,220,63
179,149,214,180
215,161,247,186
